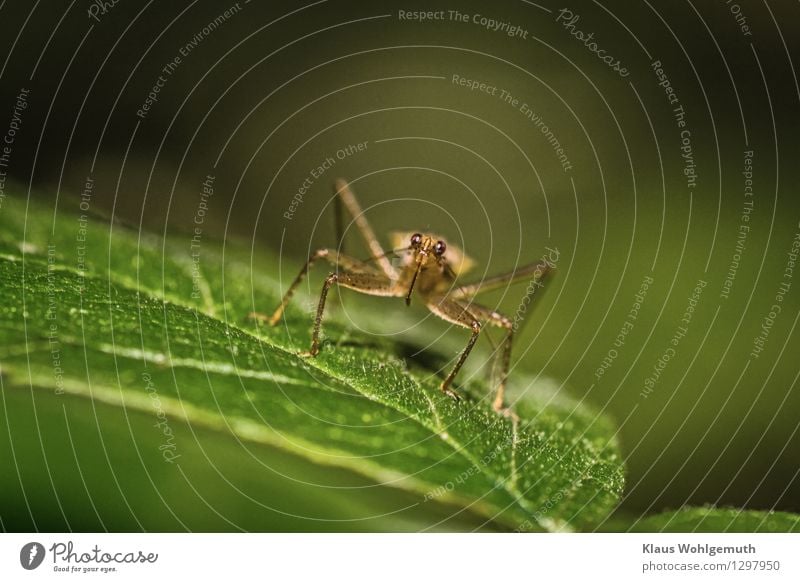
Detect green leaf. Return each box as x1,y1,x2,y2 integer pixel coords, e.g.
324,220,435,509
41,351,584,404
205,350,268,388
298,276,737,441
0,195,623,531
620,507,800,533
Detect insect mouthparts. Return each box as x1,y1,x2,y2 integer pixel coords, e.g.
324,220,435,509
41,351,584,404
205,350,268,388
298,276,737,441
406,261,423,305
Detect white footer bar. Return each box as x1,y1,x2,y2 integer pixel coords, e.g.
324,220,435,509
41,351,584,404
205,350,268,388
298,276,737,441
1,533,797,581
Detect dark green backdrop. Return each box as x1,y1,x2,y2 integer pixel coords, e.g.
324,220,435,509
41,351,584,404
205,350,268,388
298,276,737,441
0,0,798,527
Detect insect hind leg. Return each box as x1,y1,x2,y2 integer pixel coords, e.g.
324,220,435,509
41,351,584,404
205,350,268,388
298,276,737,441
461,302,516,414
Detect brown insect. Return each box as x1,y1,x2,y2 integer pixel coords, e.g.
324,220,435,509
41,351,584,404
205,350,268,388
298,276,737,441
260,178,552,414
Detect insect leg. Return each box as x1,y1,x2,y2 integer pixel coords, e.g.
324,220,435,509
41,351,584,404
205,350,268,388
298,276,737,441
431,298,517,412
459,302,516,413
309,272,337,356
256,249,379,326
426,297,483,401
333,179,397,280
492,322,514,413
450,260,552,299
308,269,404,356
259,249,326,326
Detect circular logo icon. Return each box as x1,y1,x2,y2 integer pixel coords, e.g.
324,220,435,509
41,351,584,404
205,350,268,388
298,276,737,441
19,542,45,570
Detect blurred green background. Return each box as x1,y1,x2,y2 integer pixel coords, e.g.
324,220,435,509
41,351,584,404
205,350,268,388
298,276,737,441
0,0,798,528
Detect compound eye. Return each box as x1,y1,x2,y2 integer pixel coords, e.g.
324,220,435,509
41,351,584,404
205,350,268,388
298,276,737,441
410,233,423,247
434,240,446,256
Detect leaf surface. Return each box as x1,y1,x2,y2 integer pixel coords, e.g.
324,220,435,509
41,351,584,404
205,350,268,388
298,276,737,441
621,507,800,533
0,197,624,531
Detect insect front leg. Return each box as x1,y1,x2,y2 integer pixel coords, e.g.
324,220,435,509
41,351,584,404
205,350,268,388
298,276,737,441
333,179,398,280
258,248,328,326
309,272,338,356
252,249,379,326
308,270,404,356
